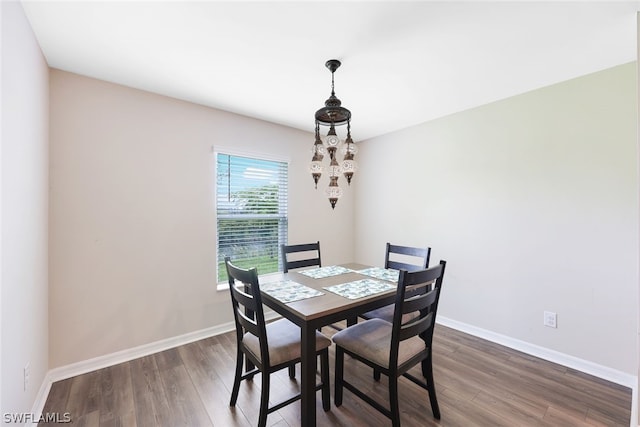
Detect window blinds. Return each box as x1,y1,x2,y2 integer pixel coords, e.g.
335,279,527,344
216,153,288,282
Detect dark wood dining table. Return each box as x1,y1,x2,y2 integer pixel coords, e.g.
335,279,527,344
260,263,400,427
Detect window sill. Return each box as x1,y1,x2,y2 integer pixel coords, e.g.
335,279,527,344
216,271,284,292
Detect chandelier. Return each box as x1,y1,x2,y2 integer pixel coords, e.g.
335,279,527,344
310,59,358,209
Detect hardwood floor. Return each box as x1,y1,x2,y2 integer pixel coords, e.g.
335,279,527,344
38,324,631,427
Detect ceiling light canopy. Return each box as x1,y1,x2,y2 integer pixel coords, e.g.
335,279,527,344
310,59,358,209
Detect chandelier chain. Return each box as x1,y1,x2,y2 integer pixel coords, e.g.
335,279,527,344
331,71,335,97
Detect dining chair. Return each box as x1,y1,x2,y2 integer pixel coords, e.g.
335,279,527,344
281,241,321,273
332,260,447,427
225,257,331,427
281,241,346,332
360,243,431,322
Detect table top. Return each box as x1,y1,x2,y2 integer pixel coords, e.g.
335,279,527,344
260,263,399,324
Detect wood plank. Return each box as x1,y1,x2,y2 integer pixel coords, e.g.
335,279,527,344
99,363,135,425
178,338,253,427
99,410,137,427
129,354,175,427
65,369,102,419
153,347,183,371
159,364,213,426
71,409,100,427
38,377,73,427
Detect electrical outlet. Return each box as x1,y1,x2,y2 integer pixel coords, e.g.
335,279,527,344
23,363,30,391
544,311,557,328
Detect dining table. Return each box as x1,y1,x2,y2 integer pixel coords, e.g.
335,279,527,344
259,262,402,427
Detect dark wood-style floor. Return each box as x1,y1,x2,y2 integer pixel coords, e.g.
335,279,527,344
38,324,631,427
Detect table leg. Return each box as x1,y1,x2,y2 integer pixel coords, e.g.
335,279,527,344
300,322,317,427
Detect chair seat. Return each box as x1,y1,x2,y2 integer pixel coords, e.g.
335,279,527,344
362,305,394,321
244,318,332,366
332,318,426,369
361,305,418,323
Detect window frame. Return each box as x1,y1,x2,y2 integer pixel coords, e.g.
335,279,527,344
213,147,290,291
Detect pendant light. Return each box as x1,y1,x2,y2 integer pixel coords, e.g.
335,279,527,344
309,59,358,209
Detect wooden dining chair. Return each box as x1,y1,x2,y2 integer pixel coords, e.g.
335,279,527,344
225,257,331,427
332,260,447,427
360,243,431,322
280,241,346,332
281,241,321,273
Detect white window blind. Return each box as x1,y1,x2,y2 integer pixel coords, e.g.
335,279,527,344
216,152,288,283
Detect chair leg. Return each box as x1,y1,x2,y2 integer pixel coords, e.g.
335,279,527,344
246,354,255,381
389,375,401,427
320,349,330,412
423,354,441,419
258,371,270,427
230,349,244,406
421,352,429,378
373,368,381,381
288,364,296,379
334,346,344,407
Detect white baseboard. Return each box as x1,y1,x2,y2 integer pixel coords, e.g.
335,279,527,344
436,316,638,427
46,321,236,384
26,376,53,426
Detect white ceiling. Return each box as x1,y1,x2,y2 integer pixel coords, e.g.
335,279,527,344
21,0,640,141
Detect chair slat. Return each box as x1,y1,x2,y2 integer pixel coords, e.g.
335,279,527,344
387,260,427,272
286,258,321,271
230,285,257,311
403,265,443,286
402,288,437,314
237,310,260,337
387,243,430,258
399,312,433,341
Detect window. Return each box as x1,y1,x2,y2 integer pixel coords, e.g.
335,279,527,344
216,152,288,284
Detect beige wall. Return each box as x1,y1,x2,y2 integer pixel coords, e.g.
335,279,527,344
48,70,354,368
354,62,638,376
1,0,50,415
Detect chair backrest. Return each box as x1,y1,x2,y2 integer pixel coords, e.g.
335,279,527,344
225,257,270,367
385,243,431,272
281,241,321,273
389,260,446,369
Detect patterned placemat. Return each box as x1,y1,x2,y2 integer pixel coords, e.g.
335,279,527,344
298,265,353,279
261,280,324,303
323,279,396,300
356,267,399,282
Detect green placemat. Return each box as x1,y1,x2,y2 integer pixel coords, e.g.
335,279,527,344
261,280,324,303
299,265,352,279
356,267,399,282
324,279,396,300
